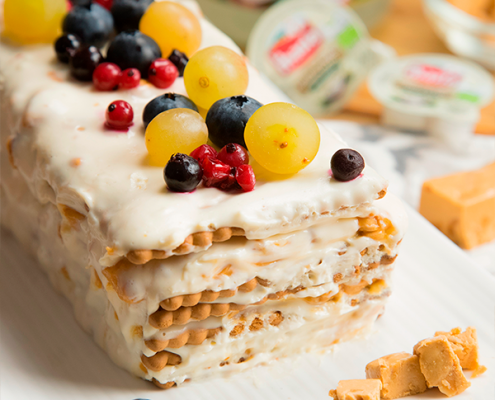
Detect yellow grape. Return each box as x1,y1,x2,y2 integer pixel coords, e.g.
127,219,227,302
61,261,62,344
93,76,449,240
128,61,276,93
4,0,66,45
145,108,208,167
184,46,249,110
139,1,202,58
245,103,320,175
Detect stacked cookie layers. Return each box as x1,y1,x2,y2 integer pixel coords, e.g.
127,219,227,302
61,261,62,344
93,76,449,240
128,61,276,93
0,4,406,389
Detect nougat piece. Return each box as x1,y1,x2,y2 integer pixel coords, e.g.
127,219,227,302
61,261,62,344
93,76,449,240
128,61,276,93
414,336,471,397
365,352,427,399
419,162,495,249
330,379,382,400
435,327,480,370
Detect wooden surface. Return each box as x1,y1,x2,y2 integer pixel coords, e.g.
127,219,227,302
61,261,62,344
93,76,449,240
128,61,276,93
335,0,495,135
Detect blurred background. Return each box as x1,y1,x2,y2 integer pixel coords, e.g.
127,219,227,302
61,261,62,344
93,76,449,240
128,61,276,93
199,0,495,272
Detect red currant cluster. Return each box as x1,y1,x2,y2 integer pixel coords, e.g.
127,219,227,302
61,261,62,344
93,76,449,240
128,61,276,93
185,144,256,192
93,58,178,91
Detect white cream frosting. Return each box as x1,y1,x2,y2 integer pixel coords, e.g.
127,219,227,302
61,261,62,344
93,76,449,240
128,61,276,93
0,4,387,263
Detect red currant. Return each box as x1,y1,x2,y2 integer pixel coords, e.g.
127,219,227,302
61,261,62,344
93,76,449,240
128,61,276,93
236,164,256,192
202,158,232,188
94,0,113,10
105,100,134,131
93,62,121,91
217,143,249,167
119,68,141,90
190,144,218,168
148,58,179,89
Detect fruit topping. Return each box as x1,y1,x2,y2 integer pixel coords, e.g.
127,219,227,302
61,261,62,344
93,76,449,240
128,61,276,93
54,33,81,63
145,108,208,166
94,0,113,11
168,49,188,77
244,102,320,175
330,149,365,182
190,144,218,167
164,153,203,193
70,45,103,81
184,46,249,110
119,68,141,90
206,95,262,148
148,58,179,89
202,158,237,190
139,1,202,58
62,2,113,48
111,0,153,33
235,165,256,192
143,93,198,128
4,0,66,44
105,100,134,130
217,143,249,167
93,62,122,91
106,30,161,78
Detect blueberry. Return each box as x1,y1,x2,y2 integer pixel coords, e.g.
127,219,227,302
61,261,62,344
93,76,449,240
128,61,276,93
206,96,263,149
111,0,154,33
106,31,161,78
63,3,113,48
143,93,198,128
54,33,81,63
330,149,365,182
164,153,203,192
69,45,103,81
168,49,188,77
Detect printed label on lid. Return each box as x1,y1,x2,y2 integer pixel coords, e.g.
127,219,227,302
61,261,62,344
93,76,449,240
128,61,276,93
269,21,323,75
405,64,462,89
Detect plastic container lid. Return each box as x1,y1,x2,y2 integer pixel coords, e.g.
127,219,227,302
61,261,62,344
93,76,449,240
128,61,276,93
368,53,494,151
247,0,382,116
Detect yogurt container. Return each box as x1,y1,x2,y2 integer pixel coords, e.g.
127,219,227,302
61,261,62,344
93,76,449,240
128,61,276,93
247,0,388,116
368,54,494,150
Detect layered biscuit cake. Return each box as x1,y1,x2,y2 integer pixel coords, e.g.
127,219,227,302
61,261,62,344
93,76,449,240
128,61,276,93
0,1,406,389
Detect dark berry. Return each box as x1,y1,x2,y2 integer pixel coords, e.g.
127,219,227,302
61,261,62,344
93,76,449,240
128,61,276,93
236,165,255,192
106,31,161,78
70,45,103,81
54,33,81,63
330,149,365,182
148,59,178,89
93,62,122,91
94,0,113,10
168,49,188,77
190,144,218,168
111,0,153,33
119,68,141,90
164,153,203,193
62,3,113,48
206,95,263,148
217,143,249,167
143,93,198,128
70,0,92,5
202,158,232,188
105,100,134,130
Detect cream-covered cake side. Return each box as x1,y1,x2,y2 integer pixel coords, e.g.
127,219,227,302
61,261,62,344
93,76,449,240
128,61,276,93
0,0,407,389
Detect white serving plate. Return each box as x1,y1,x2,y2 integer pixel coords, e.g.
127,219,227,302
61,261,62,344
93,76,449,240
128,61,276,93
1,204,494,399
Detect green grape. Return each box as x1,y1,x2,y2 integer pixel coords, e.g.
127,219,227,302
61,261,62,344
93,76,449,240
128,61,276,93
245,103,320,175
4,0,66,44
184,46,249,110
139,1,202,58
145,108,208,166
